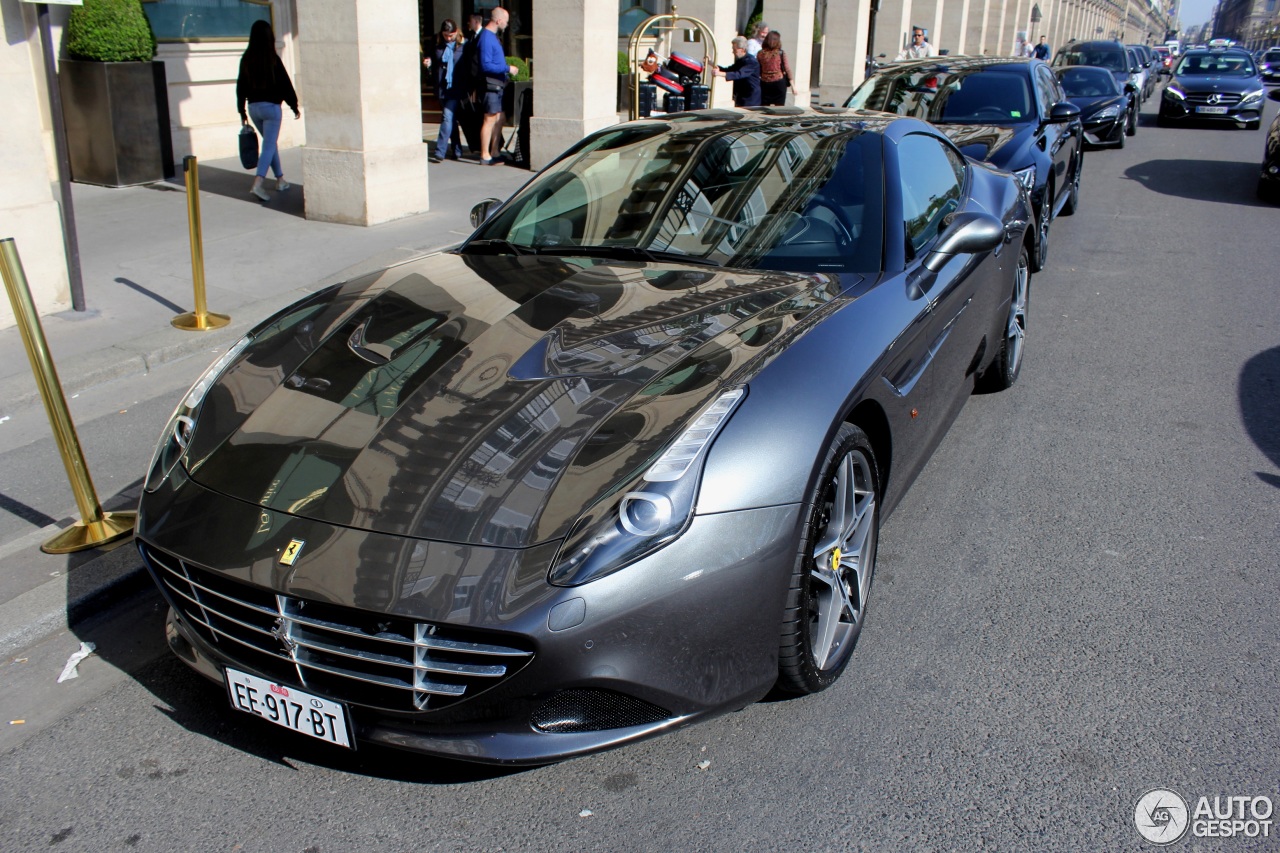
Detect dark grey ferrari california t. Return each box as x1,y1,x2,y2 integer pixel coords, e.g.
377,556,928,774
138,108,1033,764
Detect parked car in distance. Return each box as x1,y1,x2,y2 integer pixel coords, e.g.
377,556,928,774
1126,46,1153,100
1057,65,1133,147
136,108,1035,765
1258,47,1280,85
1258,88,1280,201
1158,46,1266,129
846,56,1082,272
1053,40,1142,114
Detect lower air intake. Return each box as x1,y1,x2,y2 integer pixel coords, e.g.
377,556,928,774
531,689,670,733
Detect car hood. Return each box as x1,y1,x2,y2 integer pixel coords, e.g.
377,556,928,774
936,123,1029,170
1170,74,1261,94
1068,94,1126,118
182,252,838,548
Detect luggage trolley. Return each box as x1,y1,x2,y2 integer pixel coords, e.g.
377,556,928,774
626,10,718,120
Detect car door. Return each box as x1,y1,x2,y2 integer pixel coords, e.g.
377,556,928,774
889,133,988,440
1034,64,1077,215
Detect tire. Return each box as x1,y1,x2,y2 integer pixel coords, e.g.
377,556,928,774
777,423,880,696
1127,106,1138,136
1115,125,1126,148
1032,186,1051,272
977,242,1030,393
1061,155,1081,216
1156,111,1170,128
1259,178,1280,204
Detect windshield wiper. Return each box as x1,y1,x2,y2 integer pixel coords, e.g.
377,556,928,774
462,238,539,256
536,245,722,267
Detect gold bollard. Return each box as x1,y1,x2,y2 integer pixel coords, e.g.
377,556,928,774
172,155,230,331
0,238,137,554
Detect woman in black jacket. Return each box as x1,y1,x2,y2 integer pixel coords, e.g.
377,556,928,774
237,20,300,202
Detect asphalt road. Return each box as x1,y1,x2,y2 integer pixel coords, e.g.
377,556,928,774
0,92,1277,852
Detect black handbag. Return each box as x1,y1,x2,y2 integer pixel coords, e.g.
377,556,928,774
239,125,259,170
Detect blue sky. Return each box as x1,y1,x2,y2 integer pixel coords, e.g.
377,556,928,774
1177,0,1213,29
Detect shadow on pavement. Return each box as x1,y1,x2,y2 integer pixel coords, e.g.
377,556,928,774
162,163,306,219
1123,158,1268,206
1239,345,1280,488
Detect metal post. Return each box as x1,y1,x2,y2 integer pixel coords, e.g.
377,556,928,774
172,155,230,331
0,239,136,554
36,3,86,313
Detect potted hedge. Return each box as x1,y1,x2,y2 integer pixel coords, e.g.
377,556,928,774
59,0,170,186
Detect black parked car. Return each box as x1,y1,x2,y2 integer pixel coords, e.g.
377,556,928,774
845,56,1082,272
137,109,1034,764
1258,88,1280,201
1053,40,1143,112
1158,47,1266,129
1057,65,1134,147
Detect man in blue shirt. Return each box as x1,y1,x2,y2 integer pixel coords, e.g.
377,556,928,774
1033,35,1051,60
478,7,519,165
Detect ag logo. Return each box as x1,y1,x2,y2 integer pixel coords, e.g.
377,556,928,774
1135,788,1190,845
278,539,306,566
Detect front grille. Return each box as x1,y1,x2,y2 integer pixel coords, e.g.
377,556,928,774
140,542,533,713
1186,92,1242,106
531,689,671,733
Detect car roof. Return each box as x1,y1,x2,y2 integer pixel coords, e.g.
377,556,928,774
873,55,1040,73
1060,40,1126,51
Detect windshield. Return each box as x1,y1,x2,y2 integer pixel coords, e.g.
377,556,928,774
1261,51,1280,64
1054,47,1127,72
1057,67,1120,97
846,66,1035,124
1174,52,1257,76
465,119,885,274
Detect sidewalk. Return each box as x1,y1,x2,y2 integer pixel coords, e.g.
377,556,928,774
0,147,531,657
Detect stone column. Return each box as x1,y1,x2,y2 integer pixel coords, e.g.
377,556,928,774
967,0,992,54
527,0,618,169
0,1,68,325
875,0,914,62
764,0,817,101
944,0,970,55
820,0,872,102
297,0,428,225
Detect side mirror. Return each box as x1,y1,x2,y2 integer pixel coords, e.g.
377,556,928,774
470,198,502,228
1269,88,1280,102
923,211,1004,272
1048,101,1081,123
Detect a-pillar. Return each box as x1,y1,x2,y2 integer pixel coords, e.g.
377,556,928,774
296,0,428,225
819,0,872,102
763,0,817,103
527,0,618,170
674,0,736,109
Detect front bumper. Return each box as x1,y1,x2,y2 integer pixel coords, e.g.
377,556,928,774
1159,94,1262,125
139,470,801,764
1082,117,1125,145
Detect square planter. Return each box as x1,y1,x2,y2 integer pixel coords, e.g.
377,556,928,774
59,59,169,187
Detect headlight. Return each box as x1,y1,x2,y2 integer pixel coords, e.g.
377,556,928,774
548,387,746,586
1164,84,1185,100
1092,105,1122,120
1240,89,1264,106
144,335,252,493
1013,166,1036,192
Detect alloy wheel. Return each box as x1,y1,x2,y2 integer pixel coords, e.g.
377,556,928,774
807,447,877,671
1005,248,1029,380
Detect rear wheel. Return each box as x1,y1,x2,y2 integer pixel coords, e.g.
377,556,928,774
777,423,880,695
977,243,1030,393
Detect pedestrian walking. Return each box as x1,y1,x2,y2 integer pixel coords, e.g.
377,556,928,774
237,19,300,202
1033,36,1051,60
713,36,761,107
757,30,798,106
477,7,520,166
426,19,464,163
896,26,938,60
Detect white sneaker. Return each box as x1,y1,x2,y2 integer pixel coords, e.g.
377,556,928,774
251,185,270,202
276,178,291,191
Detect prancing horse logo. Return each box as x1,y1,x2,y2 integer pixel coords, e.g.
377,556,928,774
270,617,296,655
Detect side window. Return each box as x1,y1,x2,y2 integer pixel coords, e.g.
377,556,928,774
898,134,964,258
1034,67,1057,117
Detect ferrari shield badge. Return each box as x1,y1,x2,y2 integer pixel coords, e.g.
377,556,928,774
279,539,306,566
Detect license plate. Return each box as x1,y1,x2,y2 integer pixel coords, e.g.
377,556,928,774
1196,105,1229,114
225,667,352,748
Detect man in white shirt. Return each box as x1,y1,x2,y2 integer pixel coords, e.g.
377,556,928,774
746,22,768,57
896,27,938,60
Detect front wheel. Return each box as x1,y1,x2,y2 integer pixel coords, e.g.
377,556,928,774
1061,155,1082,216
977,243,1030,393
1032,186,1051,272
777,423,880,696
1127,106,1139,136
